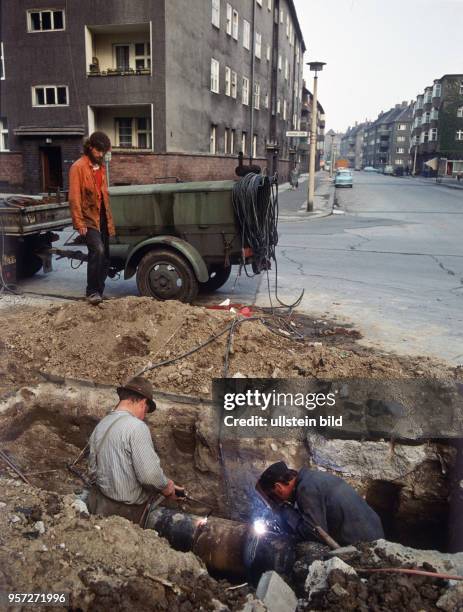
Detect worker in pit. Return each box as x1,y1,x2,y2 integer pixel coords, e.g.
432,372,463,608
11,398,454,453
87,376,184,524
68,131,116,305
256,462,384,547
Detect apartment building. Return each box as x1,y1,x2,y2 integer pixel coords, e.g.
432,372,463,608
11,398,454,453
0,0,305,193
362,102,412,170
410,74,463,176
339,121,369,170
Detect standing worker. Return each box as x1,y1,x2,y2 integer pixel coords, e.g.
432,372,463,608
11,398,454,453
69,131,116,305
256,462,384,546
87,376,183,524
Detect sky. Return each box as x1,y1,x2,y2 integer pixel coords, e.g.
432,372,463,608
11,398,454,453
293,0,463,133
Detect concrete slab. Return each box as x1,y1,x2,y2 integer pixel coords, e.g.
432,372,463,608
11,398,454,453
256,570,297,612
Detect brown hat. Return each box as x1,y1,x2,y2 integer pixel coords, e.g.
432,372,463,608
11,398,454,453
117,376,157,413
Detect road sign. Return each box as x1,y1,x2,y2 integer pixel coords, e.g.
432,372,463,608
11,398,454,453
286,131,309,137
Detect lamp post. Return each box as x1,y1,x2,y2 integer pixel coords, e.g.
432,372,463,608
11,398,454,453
306,61,326,212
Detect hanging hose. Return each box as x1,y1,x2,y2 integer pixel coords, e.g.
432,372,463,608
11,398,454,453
232,174,304,310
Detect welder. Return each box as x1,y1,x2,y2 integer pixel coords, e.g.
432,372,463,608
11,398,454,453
256,462,384,547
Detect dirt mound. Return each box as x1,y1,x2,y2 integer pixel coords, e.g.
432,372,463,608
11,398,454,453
0,297,459,397
0,477,251,611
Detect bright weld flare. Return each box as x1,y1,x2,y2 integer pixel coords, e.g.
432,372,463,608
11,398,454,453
253,519,267,535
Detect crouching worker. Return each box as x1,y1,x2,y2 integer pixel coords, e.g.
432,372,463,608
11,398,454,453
256,462,384,547
88,376,183,525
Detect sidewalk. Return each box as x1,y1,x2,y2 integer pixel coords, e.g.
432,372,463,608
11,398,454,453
402,175,463,191
277,171,334,221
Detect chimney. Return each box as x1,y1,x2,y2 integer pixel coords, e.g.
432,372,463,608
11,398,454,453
402,101,408,107
395,103,400,109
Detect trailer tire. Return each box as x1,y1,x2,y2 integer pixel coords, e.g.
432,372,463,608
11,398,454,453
17,253,43,278
199,265,232,293
136,248,198,303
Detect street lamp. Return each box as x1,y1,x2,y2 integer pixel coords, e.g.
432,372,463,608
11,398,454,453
306,61,326,212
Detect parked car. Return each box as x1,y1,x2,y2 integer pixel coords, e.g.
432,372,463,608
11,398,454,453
334,169,353,188
363,166,380,173
383,165,394,175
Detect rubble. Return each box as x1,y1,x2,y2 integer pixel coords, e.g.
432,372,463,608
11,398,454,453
255,571,297,612
304,557,357,597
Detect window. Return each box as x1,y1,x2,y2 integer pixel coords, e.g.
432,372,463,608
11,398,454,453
232,9,239,40
32,85,68,106
396,147,405,154
253,135,257,158
398,123,407,130
255,32,262,59
231,129,236,154
277,98,281,115
430,128,438,141
286,14,290,37
225,66,231,96
432,83,441,98
115,45,130,70
397,136,406,142
280,9,284,23
27,9,65,32
268,0,272,10
116,118,133,147
0,42,4,79
224,128,229,153
137,118,152,149
457,107,463,118
210,125,217,153
283,99,287,120
0,118,8,151
242,76,249,105
285,58,289,80
254,82,260,110
243,19,251,49
231,70,237,98
266,44,271,62
422,112,430,124
226,4,232,34
212,0,220,28
278,54,282,70
460,82,463,95
134,42,150,70
211,58,219,93
241,131,247,154
456,130,463,141
394,159,403,165
256,0,262,6
264,93,269,109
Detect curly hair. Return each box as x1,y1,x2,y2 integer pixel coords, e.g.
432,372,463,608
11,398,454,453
83,131,111,155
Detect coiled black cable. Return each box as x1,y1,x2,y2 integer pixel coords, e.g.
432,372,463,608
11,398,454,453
232,173,278,275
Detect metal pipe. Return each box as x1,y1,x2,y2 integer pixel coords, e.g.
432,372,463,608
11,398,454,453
147,508,296,581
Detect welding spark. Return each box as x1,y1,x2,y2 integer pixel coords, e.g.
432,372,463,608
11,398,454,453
253,519,267,536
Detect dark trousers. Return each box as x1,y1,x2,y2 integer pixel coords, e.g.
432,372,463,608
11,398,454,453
86,211,109,296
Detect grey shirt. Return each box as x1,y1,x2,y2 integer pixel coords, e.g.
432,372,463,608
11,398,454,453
88,410,169,505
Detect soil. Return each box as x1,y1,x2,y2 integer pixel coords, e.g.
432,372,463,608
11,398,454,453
0,477,252,611
1,296,461,610
300,544,449,611
0,296,460,398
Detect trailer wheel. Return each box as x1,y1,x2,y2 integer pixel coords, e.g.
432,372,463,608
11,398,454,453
136,249,198,303
199,265,232,293
17,253,43,278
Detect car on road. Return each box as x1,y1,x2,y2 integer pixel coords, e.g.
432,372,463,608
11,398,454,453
363,166,380,173
334,169,353,188
383,165,394,175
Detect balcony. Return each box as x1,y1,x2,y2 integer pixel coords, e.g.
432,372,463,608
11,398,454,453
88,104,153,151
85,23,151,77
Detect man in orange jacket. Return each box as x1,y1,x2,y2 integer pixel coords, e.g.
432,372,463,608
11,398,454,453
69,132,116,304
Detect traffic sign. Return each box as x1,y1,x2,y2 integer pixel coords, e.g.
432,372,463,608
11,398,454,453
286,131,309,137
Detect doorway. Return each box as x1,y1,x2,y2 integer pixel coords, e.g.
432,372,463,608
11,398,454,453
40,147,62,192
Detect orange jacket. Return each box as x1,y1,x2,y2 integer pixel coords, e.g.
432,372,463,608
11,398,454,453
68,155,116,236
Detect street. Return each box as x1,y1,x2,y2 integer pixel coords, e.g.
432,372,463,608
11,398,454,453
260,172,463,364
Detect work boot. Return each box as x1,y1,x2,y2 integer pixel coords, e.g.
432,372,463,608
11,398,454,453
87,293,102,305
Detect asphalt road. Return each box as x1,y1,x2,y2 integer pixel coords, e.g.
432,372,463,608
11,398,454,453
9,172,462,363
253,172,463,364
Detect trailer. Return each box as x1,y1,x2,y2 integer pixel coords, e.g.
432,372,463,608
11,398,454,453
0,196,72,285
